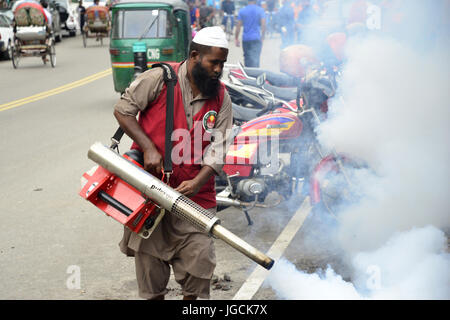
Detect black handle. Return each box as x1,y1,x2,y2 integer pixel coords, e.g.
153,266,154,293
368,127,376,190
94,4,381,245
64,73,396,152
112,127,124,142
98,190,133,216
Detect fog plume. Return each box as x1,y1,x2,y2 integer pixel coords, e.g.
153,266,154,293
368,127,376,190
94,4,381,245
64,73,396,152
268,226,449,299
266,0,450,299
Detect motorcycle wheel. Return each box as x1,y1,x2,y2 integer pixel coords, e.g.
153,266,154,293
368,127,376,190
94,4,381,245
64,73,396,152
310,155,365,217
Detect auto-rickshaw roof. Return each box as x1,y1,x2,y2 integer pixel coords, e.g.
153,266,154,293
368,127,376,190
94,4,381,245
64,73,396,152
112,0,189,12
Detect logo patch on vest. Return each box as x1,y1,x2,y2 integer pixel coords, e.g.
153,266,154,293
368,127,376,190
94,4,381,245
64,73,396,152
202,110,217,132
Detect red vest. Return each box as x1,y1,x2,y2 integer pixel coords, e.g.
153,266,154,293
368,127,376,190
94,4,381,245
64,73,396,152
131,62,224,209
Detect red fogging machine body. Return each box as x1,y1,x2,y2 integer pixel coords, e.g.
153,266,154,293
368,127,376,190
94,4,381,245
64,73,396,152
79,152,165,239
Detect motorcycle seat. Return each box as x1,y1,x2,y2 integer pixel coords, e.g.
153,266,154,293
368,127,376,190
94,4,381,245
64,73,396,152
232,103,264,122
242,67,298,87
239,79,297,102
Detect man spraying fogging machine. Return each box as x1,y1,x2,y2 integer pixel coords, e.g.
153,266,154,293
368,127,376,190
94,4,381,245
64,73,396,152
80,27,274,300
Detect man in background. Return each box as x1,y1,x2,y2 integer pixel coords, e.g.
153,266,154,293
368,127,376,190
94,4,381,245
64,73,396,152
199,0,215,28
77,0,86,34
235,0,265,67
40,0,52,27
221,0,235,31
188,0,199,30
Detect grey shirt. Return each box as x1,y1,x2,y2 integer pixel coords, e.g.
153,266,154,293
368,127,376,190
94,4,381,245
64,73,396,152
114,61,233,174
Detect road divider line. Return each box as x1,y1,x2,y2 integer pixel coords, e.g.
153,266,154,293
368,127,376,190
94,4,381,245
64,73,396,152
232,196,312,300
0,69,112,112
2,69,111,107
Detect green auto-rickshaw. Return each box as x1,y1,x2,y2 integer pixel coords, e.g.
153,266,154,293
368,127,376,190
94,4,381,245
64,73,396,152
109,0,191,94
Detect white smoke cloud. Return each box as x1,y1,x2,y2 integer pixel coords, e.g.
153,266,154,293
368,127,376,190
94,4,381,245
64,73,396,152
266,225,450,299
266,258,361,300
317,33,450,252
352,225,450,299
266,1,450,300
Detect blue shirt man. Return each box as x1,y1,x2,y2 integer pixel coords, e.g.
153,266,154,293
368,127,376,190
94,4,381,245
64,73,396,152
188,0,198,28
235,0,265,67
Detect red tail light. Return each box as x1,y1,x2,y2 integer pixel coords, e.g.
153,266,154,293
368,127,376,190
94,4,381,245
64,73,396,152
161,47,174,55
109,48,120,56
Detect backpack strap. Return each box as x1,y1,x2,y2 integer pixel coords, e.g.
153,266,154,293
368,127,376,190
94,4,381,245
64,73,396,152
111,63,178,179
150,63,177,177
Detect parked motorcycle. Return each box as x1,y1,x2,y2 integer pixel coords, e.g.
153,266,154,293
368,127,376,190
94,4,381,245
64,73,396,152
224,61,338,125
225,78,298,125
219,66,362,223
227,62,299,87
216,71,337,224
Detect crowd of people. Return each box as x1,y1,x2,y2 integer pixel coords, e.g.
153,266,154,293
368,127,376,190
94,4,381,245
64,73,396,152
186,0,385,69
185,0,449,70
186,0,383,42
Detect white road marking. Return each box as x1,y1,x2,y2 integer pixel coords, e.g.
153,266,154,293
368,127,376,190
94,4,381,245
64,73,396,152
232,196,312,300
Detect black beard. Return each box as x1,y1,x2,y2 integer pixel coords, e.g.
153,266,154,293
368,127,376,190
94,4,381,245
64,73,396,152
191,61,222,97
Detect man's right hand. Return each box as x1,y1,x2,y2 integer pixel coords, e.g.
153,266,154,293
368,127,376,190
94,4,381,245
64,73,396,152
143,148,163,176
113,110,163,176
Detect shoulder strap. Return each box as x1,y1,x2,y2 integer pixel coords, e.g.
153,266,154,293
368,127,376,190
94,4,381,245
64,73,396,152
151,63,177,175
111,63,178,177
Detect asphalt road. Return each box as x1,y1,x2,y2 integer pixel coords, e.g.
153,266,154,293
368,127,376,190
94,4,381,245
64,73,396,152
0,33,315,300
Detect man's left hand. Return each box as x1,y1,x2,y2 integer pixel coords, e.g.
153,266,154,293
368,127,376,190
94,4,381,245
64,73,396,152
175,179,202,197
175,166,215,197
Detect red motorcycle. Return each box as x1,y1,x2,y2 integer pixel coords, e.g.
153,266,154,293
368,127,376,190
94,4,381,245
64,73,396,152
215,71,353,224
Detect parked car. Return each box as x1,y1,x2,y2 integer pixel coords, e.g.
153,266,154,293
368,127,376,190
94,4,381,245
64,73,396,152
54,0,77,36
0,11,13,59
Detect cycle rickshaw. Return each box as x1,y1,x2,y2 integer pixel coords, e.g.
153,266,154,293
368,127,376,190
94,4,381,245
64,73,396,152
82,5,110,47
11,1,56,68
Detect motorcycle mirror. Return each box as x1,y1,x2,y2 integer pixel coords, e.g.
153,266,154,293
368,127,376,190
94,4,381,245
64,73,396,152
296,85,300,109
256,73,266,87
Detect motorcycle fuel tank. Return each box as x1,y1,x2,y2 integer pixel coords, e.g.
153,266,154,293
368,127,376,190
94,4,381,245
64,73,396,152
238,112,302,141
223,113,302,176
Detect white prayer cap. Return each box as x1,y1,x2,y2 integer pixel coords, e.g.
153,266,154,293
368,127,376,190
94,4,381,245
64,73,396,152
192,26,229,50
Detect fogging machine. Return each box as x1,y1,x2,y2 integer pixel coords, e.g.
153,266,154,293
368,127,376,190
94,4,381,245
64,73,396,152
79,142,274,270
